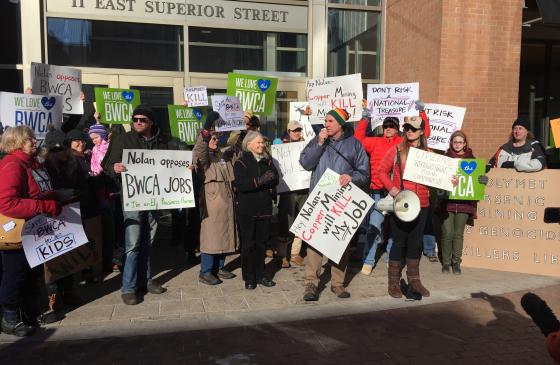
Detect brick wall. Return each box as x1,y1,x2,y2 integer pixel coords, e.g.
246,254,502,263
385,0,523,158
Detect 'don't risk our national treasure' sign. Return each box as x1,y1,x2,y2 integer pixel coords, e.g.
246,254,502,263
290,169,374,264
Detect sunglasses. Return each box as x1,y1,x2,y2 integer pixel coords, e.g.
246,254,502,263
132,117,150,123
382,124,397,130
403,124,420,132
290,128,303,132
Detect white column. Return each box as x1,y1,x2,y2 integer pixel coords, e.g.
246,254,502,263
20,0,42,90
310,0,327,79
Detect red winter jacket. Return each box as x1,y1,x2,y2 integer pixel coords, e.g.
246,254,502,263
0,150,54,219
377,145,430,208
355,111,430,190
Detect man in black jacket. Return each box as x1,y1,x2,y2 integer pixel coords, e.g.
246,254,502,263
102,105,168,305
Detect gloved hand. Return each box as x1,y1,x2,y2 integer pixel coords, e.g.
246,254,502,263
501,161,515,168
415,100,425,112
40,200,62,217
478,175,489,185
485,164,492,173
257,170,275,187
201,129,212,143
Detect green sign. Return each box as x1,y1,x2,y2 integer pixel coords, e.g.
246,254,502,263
226,72,278,115
167,105,207,145
449,158,486,201
94,87,141,124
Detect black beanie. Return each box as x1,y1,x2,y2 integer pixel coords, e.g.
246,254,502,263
132,104,156,123
44,129,66,151
64,129,85,146
512,118,530,131
204,111,221,130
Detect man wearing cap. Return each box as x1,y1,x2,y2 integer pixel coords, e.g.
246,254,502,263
355,101,431,275
299,108,370,301
487,117,546,172
276,120,308,268
102,104,169,305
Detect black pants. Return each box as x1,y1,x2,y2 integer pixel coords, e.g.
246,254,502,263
0,250,40,316
238,215,270,284
389,207,429,261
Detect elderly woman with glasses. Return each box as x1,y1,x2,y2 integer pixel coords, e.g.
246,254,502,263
0,126,61,336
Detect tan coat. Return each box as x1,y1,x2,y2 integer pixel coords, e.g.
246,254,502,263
192,135,238,254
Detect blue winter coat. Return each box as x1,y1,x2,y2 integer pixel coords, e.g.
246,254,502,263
299,125,370,191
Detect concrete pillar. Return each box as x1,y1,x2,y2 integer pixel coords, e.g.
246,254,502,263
20,0,42,90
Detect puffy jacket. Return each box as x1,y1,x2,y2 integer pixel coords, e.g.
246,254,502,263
0,150,54,219
487,139,546,172
299,124,370,191
355,111,431,190
234,151,279,217
377,145,430,208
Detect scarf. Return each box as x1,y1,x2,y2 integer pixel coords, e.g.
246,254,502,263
90,139,109,176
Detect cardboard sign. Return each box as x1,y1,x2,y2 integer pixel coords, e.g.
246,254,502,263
168,105,206,145
289,102,316,141
271,141,312,193
211,95,245,132
449,159,486,200
425,103,466,151
306,74,363,124
402,147,459,191
227,73,278,115
31,62,83,114
463,169,560,277
21,203,89,268
0,92,63,139
121,149,195,211
94,87,141,124
366,82,419,129
183,86,208,107
290,169,374,264
550,118,560,148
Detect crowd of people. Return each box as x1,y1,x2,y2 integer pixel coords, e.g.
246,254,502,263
0,93,548,337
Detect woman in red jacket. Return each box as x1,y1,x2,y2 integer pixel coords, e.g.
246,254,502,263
0,126,61,337
378,116,431,299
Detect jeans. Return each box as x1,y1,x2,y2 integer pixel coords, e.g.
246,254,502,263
200,253,225,275
423,235,436,257
363,192,393,266
121,210,158,294
0,250,40,319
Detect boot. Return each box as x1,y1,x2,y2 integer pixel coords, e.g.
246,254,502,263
387,260,403,298
1,309,35,337
406,258,430,297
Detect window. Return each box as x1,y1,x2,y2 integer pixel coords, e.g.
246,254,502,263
47,18,183,71
329,0,381,5
189,27,307,75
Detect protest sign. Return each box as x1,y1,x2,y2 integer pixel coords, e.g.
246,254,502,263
463,169,560,277
94,87,141,124
31,62,83,114
366,82,419,129
306,74,363,124
122,149,195,211
449,158,486,201
21,203,89,268
183,86,208,107
227,73,278,115
290,169,374,264
550,118,560,148
271,141,312,193
402,147,459,191
424,103,466,151
168,105,206,145
0,92,63,139
211,95,245,132
289,102,316,141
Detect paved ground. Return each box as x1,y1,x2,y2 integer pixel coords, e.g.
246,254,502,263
1,222,559,364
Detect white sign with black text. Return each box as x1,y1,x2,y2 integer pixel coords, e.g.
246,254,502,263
271,141,311,193
211,95,245,132
183,86,208,107
424,103,466,151
402,147,459,191
31,62,83,114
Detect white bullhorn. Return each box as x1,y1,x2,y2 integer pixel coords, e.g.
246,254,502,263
376,190,420,222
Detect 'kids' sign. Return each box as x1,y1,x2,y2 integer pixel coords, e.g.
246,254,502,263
449,159,486,201
0,92,63,139
168,105,207,145
94,87,141,124
31,62,83,114
226,73,278,115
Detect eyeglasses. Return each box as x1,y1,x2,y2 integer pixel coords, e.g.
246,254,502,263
132,117,150,123
403,125,420,132
452,140,465,145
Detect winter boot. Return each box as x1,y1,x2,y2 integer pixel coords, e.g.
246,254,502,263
406,258,430,297
1,309,35,337
388,260,404,298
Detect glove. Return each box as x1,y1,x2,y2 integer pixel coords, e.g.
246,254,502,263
361,108,370,119
485,164,492,173
501,161,515,168
257,170,275,187
201,129,211,143
40,200,62,217
414,100,425,112
478,175,489,185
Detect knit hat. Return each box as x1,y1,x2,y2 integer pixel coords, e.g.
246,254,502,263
65,129,85,146
382,117,399,129
512,118,530,131
44,129,66,151
327,108,350,126
88,123,108,141
204,111,221,130
132,104,156,123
